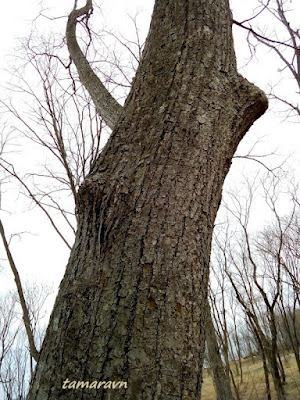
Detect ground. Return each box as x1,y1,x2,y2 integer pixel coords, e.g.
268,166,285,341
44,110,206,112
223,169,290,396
201,354,300,400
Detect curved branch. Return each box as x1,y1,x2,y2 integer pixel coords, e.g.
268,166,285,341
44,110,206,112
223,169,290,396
66,0,123,130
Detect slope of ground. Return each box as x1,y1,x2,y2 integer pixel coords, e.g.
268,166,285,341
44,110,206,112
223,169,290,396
201,354,300,400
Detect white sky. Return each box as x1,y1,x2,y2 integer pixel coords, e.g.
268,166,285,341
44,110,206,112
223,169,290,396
0,0,299,305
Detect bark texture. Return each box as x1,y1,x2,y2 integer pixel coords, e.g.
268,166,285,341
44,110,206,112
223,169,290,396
28,0,268,399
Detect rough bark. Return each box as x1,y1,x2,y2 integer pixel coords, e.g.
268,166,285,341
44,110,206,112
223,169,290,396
28,0,268,399
206,304,234,400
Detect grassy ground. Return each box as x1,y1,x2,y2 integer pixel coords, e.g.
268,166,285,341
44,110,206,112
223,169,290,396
201,354,300,400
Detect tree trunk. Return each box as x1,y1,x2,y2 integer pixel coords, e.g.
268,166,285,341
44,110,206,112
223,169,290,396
27,0,267,399
262,353,272,400
267,346,286,400
206,305,234,400
233,321,243,383
269,314,286,400
250,323,272,400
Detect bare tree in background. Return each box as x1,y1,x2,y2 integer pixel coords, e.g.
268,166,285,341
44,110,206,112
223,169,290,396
209,255,244,400
234,0,300,118
205,300,235,400
0,285,52,400
212,172,300,400
0,292,30,400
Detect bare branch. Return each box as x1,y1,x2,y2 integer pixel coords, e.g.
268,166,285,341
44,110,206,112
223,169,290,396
0,161,72,249
233,19,297,50
0,220,39,362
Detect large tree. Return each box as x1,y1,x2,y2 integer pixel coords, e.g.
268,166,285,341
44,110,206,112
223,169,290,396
27,0,268,398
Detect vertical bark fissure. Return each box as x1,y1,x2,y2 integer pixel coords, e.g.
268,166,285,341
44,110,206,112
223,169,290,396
95,213,139,382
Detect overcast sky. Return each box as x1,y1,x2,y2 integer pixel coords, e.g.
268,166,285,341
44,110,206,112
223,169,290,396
0,0,299,302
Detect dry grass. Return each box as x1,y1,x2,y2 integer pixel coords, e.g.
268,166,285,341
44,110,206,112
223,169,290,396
201,354,300,400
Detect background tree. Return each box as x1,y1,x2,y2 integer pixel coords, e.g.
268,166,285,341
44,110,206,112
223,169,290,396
233,0,300,119
0,286,51,400
210,172,300,400
205,301,235,400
